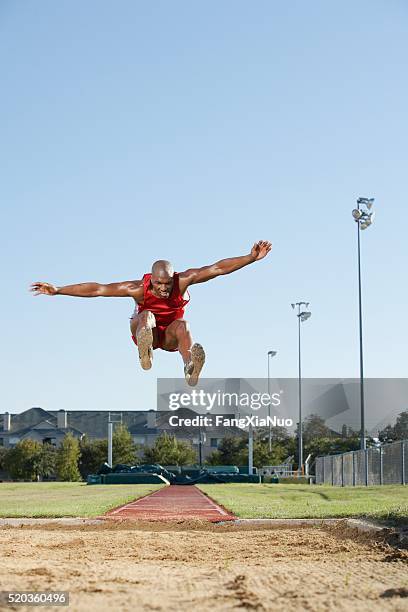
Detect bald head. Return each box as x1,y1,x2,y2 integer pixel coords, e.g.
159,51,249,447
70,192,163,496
150,260,175,298
151,260,174,277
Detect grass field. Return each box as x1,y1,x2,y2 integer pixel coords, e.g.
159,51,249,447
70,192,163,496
198,483,408,524
1,482,407,524
0,482,164,517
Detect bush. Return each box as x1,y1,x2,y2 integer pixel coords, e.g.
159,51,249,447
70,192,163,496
112,424,138,465
0,446,8,471
3,439,43,481
56,433,81,481
78,426,139,478
206,436,289,468
37,444,57,479
79,437,108,478
143,432,196,466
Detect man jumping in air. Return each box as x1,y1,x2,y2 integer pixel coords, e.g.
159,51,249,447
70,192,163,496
30,240,272,386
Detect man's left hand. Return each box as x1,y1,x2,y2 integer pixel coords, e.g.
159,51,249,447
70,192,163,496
250,240,272,261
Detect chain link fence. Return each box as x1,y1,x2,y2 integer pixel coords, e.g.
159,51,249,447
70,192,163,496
315,440,408,486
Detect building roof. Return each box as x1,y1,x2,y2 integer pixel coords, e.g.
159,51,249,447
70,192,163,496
1,407,245,440
18,426,83,438
0,407,55,432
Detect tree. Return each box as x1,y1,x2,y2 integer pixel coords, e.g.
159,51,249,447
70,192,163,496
3,439,43,480
205,449,222,465
256,440,287,467
143,432,196,466
206,436,289,468
391,411,408,440
38,444,57,479
304,436,361,462
379,411,408,443
301,414,332,442
0,446,7,471
378,424,394,443
56,433,81,481
79,437,108,478
205,435,246,466
112,424,137,465
257,425,290,443
78,426,138,477
239,440,288,468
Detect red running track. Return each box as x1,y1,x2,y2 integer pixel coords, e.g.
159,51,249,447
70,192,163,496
105,485,236,522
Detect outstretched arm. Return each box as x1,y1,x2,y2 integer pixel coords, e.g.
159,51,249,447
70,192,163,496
179,240,272,288
30,279,143,298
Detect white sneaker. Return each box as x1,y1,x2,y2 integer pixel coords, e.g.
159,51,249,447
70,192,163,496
137,327,154,370
185,343,205,386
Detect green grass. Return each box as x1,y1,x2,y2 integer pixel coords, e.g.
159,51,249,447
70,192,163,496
0,482,164,518
198,483,408,525
2,482,407,525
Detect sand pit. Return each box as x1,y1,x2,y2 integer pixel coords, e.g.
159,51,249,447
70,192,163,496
0,521,407,611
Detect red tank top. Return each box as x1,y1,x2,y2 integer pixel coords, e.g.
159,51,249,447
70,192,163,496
137,272,190,326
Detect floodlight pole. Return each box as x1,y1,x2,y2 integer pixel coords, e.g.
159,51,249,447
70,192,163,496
357,203,365,451
298,311,302,471
292,302,311,473
352,197,375,451
267,350,277,451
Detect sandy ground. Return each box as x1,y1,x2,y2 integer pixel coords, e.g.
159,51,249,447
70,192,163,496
0,521,407,611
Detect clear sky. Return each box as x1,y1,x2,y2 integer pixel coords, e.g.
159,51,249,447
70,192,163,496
1,0,407,415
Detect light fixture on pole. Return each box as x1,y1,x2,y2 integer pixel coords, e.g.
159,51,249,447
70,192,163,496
352,196,375,450
291,302,312,473
267,350,278,451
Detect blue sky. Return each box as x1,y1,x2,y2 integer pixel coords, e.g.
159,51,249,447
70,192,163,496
1,0,407,414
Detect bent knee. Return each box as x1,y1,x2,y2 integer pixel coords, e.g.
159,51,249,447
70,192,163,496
174,319,190,335
140,310,156,325
131,310,156,332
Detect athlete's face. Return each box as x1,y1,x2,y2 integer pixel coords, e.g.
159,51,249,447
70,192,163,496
151,273,174,298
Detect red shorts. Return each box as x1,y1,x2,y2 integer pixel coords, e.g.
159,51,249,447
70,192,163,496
131,324,178,352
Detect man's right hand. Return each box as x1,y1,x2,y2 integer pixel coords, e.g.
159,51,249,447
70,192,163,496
30,282,59,296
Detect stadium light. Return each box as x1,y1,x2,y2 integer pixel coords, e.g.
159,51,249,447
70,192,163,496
292,302,312,472
352,196,375,450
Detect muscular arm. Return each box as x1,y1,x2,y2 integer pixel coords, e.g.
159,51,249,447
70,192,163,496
179,240,272,289
30,279,143,299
